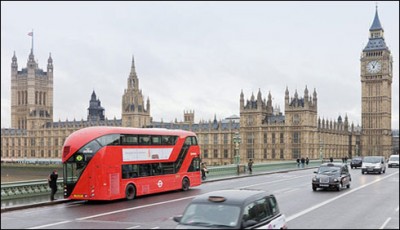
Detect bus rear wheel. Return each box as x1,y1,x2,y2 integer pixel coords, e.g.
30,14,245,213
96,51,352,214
182,178,190,191
126,184,136,200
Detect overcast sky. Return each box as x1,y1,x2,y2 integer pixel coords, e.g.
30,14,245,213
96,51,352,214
1,1,399,129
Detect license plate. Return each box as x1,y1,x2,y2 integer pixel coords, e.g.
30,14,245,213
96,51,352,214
320,184,329,187
367,168,373,171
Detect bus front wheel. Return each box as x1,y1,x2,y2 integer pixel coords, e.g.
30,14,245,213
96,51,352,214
182,178,190,191
126,184,136,200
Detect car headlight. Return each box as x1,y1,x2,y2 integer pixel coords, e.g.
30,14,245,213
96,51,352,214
333,178,339,182
312,177,318,182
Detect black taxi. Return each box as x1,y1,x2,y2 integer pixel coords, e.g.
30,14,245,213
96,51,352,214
173,189,287,229
312,163,351,191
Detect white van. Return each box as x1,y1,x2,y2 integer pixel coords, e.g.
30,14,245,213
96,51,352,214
388,155,399,168
361,156,386,174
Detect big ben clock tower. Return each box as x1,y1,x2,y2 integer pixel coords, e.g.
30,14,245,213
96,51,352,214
360,6,393,157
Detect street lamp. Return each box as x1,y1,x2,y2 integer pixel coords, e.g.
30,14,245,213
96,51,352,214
355,144,359,157
233,132,241,165
319,139,324,163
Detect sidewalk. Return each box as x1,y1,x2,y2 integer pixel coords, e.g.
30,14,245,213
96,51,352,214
1,193,66,212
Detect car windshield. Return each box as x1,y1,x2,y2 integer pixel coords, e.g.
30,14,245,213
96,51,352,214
363,157,382,163
352,158,362,161
180,203,240,228
389,156,399,161
318,166,341,175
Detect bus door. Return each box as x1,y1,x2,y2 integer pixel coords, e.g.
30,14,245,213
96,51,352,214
108,165,120,199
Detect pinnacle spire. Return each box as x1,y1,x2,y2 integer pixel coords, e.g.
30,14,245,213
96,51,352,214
370,5,383,31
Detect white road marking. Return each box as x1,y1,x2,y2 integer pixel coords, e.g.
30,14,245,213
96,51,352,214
379,218,391,229
28,196,196,229
28,220,72,229
126,225,140,229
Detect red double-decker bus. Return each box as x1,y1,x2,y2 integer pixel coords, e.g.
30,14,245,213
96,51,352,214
62,126,202,200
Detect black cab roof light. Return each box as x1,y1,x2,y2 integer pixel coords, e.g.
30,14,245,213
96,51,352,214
208,196,226,202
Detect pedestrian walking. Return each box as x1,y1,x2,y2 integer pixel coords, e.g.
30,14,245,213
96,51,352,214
301,157,305,168
296,158,300,167
48,169,58,201
306,157,309,166
248,159,253,174
201,163,208,180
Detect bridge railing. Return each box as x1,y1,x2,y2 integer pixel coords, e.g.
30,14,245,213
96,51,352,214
206,160,322,179
1,179,63,200
1,160,324,200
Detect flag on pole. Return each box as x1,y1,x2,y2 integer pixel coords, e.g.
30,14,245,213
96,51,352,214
28,32,33,36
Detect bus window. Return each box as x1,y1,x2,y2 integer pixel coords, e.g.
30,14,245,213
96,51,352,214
184,137,191,146
139,164,151,176
151,163,162,175
122,165,130,179
152,136,161,145
184,136,198,146
191,136,198,145
121,135,138,145
97,134,120,146
188,157,201,172
161,136,178,145
130,165,139,178
162,136,170,145
162,162,175,174
139,136,151,145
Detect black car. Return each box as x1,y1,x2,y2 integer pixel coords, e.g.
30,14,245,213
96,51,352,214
350,157,363,169
173,189,287,229
312,163,351,191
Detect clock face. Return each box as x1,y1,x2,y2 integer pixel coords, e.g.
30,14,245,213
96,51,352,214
367,60,381,74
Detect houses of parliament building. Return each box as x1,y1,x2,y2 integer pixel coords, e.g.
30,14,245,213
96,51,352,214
1,8,396,166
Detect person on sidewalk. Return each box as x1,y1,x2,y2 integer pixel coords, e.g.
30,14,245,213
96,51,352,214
248,159,254,174
201,163,208,180
300,157,305,168
48,169,58,201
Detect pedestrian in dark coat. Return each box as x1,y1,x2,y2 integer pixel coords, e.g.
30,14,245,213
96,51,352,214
248,159,254,174
48,169,58,201
301,157,305,168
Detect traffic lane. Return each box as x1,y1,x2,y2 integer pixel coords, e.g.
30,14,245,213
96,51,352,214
95,171,321,229
2,180,234,229
3,167,395,229
286,171,399,229
20,171,315,229
245,168,399,226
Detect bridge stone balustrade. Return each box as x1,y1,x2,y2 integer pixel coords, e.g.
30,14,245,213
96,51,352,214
1,179,63,200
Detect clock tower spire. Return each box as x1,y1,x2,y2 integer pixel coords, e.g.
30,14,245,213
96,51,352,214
360,6,393,157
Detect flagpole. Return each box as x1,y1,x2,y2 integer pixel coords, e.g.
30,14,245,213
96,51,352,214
31,29,34,53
